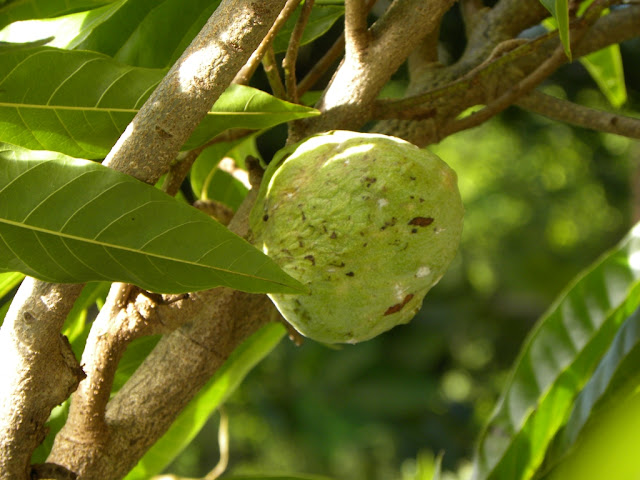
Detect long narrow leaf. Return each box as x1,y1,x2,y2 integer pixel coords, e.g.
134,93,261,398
473,224,640,480
540,0,571,59
0,157,305,294
537,305,640,477
125,323,287,480
0,46,318,158
0,271,23,298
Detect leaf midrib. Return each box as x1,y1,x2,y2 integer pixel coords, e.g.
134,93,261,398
0,216,272,281
0,101,311,115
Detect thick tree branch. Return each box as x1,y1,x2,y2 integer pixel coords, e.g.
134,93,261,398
517,90,640,139
344,0,371,55
0,280,85,479
374,3,640,145
295,0,456,139
103,0,288,184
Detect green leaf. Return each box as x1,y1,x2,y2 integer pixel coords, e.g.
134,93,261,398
62,281,110,356
580,44,627,108
190,135,258,208
125,323,287,480
0,0,220,68
0,0,113,30
272,5,345,53
0,271,22,298
0,46,319,158
535,306,640,478
472,223,640,480
540,0,571,59
0,157,305,294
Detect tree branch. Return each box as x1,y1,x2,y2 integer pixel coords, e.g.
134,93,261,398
102,0,288,184
517,90,640,139
374,3,640,145
344,0,370,55
233,0,302,86
295,0,457,139
283,0,315,103
0,280,85,479
262,46,287,99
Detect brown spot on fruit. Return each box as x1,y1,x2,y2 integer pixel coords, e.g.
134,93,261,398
346,272,355,277
408,217,434,227
384,294,415,316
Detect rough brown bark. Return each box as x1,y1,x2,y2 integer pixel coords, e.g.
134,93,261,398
0,280,84,480
294,0,457,139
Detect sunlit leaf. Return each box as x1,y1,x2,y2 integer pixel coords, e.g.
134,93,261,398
580,44,627,108
473,223,640,480
0,157,305,294
125,323,287,480
0,46,319,158
0,0,113,30
540,0,571,59
0,271,22,298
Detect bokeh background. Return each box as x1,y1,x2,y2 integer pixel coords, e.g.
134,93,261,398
166,4,640,479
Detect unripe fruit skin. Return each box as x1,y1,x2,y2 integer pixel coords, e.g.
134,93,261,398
250,131,463,344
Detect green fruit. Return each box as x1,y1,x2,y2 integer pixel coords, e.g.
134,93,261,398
250,130,463,344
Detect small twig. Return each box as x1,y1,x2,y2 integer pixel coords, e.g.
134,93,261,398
204,408,230,480
283,0,315,103
298,34,345,96
344,0,370,56
262,46,287,99
297,0,376,97
233,0,302,85
517,90,640,139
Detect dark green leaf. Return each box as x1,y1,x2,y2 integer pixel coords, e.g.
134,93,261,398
125,323,287,480
0,46,319,158
272,5,345,53
540,0,571,59
0,157,305,294
473,224,640,480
